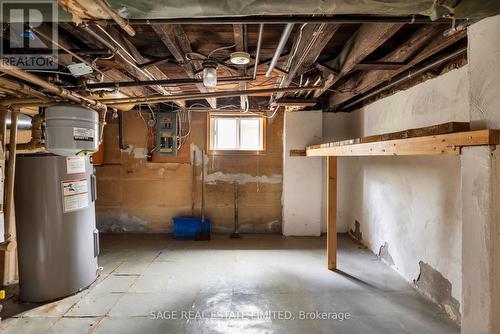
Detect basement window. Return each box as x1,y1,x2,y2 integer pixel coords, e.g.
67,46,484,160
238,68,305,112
208,114,266,153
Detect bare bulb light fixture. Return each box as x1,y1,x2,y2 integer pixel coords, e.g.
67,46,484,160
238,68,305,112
202,59,218,88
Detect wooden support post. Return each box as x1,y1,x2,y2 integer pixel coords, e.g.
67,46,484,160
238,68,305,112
327,156,337,270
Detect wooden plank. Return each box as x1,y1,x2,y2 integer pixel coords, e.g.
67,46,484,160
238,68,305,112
360,122,470,143
274,23,340,100
353,61,406,70
313,23,403,98
330,26,465,106
327,156,337,270
307,130,500,157
289,149,306,157
275,99,318,107
152,24,216,108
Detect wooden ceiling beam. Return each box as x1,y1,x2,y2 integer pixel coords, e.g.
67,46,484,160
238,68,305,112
105,26,185,107
353,61,406,70
152,24,216,108
313,23,403,98
329,26,465,106
274,23,341,100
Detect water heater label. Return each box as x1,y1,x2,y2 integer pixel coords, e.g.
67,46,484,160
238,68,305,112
61,179,89,212
73,127,95,142
66,156,86,174
63,193,89,213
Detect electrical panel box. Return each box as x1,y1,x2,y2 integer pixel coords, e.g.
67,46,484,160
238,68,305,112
155,112,178,156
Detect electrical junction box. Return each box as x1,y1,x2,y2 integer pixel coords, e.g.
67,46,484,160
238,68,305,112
155,112,178,156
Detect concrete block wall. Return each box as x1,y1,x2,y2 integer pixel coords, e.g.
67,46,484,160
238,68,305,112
95,111,283,233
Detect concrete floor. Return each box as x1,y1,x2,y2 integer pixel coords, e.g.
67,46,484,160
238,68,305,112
0,234,459,334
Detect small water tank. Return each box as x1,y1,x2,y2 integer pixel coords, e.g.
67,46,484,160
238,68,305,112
45,105,99,156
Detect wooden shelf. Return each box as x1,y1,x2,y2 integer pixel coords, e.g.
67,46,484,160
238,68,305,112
307,129,500,157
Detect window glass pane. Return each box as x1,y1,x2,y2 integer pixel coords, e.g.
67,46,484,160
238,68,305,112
215,118,237,149
240,118,261,150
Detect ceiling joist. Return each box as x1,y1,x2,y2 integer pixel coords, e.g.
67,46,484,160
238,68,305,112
152,24,216,108
313,23,403,98
274,23,341,100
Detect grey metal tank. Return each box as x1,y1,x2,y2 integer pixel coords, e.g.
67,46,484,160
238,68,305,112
45,105,99,156
15,154,99,302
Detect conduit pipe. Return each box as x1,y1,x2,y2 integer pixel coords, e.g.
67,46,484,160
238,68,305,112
83,24,168,95
95,0,136,36
34,29,106,77
253,24,264,80
265,23,294,77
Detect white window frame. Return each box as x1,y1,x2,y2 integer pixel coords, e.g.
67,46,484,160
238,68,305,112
208,114,266,153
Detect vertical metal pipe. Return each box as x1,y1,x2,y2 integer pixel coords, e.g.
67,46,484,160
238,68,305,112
191,151,196,217
253,24,264,80
2,110,18,284
265,23,294,77
201,150,205,223
4,110,17,243
118,112,129,150
234,183,239,233
231,182,241,238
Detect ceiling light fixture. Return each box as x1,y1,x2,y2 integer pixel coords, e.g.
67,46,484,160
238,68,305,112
230,52,251,65
202,59,218,88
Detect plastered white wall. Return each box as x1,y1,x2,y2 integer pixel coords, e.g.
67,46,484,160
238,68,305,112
463,14,500,334
283,111,324,236
323,66,469,307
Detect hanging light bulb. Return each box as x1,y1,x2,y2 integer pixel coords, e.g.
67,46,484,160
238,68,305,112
202,59,218,88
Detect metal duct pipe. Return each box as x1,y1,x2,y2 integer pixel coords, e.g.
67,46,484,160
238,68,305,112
6,112,32,130
80,76,253,90
98,85,322,105
95,0,136,36
338,46,468,111
118,112,129,150
253,24,264,80
0,63,106,112
122,15,458,25
14,114,43,151
265,23,294,77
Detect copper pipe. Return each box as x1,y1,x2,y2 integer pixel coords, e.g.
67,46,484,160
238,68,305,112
0,77,47,99
99,85,323,105
0,97,55,106
0,63,106,112
95,0,136,36
2,109,18,255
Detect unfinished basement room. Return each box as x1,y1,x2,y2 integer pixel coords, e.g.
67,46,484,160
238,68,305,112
0,1,499,333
